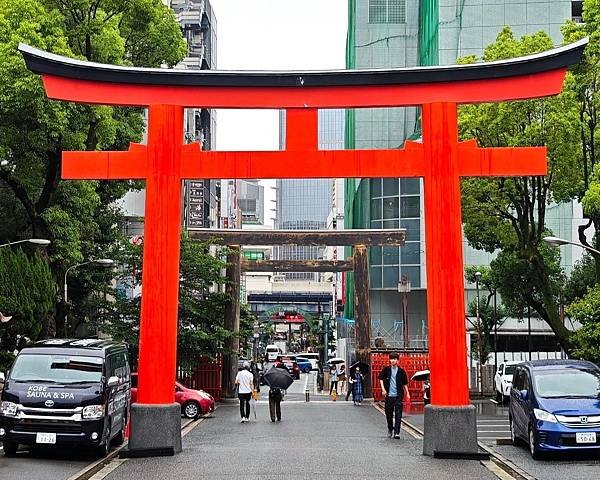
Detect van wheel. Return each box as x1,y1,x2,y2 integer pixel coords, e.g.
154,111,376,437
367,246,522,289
183,401,200,419
95,431,110,458
2,440,18,456
113,419,126,446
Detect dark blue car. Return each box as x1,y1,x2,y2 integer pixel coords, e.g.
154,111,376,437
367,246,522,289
295,357,312,373
509,359,600,459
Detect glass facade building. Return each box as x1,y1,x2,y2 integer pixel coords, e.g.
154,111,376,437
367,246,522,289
345,0,576,336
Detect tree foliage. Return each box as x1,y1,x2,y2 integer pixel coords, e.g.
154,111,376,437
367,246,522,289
464,267,507,364
566,284,600,364
0,247,56,370
459,27,580,351
0,0,186,337
92,235,255,369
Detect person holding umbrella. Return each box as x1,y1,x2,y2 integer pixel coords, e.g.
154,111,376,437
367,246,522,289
263,363,294,422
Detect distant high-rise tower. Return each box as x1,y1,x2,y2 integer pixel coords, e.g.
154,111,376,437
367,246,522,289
274,110,343,280
170,0,219,229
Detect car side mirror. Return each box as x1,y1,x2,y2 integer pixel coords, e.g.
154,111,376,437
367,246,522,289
519,389,528,401
107,376,119,387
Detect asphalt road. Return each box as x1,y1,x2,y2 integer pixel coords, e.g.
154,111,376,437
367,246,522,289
0,417,189,480
493,443,600,479
401,399,600,479
402,399,511,445
102,397,499,480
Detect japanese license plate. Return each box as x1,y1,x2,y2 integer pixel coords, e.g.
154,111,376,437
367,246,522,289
36,432,56,444
575,432,596,444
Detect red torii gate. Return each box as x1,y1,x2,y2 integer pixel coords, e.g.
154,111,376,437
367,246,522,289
20,38,586,456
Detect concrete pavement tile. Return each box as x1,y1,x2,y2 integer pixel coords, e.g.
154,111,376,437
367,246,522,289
104,402,499,480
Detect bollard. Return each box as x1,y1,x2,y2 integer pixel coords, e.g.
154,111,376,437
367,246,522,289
305,389,310,402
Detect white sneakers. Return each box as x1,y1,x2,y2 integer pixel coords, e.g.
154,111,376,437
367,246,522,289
240,417,250,423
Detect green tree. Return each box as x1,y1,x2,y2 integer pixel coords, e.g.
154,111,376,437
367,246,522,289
0,0,186,337
566,284,600,364
92,235,254,369
0,247,56,370
459,27,580,352
464,267,507,365
562,2,600,280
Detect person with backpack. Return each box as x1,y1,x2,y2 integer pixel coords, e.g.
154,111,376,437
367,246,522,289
378,353,410,438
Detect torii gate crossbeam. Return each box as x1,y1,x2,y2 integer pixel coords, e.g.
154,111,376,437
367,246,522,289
19,38,587,457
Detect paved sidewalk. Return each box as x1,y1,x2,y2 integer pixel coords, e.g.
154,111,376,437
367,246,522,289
103,400,499,480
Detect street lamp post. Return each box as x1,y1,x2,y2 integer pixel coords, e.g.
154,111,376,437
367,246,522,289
0,238,51,248
475,271,483,395
64,258,115,303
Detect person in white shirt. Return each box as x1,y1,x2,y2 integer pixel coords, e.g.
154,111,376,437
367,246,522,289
235,361,255,422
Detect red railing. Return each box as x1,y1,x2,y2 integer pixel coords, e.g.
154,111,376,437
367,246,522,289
371,352,429,402
177,355,222,402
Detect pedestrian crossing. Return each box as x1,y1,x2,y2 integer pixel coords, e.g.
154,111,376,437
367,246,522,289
477,417,510,442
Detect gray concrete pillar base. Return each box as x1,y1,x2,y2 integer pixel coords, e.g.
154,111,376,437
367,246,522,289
423,404,478,456
127,403,182,455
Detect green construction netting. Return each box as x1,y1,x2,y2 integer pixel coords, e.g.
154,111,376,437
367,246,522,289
343,1,470,318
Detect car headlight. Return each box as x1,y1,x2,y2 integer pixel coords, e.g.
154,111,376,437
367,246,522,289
0,401,17,417
533,408,557,423
82,405,104,419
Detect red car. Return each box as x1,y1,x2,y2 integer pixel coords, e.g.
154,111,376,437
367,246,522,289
274,356,301,379
131,373,215,419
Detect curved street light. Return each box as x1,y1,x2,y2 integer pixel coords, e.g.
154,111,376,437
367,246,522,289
64,258,115,303
543,236,600,255
0,238,51,248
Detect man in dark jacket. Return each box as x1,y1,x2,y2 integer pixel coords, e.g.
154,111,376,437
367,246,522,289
378,353,410,438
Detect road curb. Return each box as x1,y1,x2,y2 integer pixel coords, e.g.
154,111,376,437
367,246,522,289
67,414,207,480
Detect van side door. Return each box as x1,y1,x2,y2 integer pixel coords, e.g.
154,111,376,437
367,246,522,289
106,352,129,435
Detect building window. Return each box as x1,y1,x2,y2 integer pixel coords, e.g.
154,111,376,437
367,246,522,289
369,0,406,24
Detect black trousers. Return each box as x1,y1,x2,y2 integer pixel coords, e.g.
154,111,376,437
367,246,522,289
384,395,404,435
238,392,251,418
329,380,338,394
269,396,281,421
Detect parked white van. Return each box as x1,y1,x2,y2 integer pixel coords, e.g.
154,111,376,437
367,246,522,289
265,345,281,362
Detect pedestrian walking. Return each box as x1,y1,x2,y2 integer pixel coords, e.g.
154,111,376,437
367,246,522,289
268,386,283,422
352,366,365,405
378,353,410,438
338,364,347,394
235,361,255,423
329,364,339,395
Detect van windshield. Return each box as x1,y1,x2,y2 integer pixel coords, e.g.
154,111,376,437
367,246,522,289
10,354,103,384
534,368,600,398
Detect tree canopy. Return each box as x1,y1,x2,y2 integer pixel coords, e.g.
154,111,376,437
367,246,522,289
459,27,579,351
0,0,186,338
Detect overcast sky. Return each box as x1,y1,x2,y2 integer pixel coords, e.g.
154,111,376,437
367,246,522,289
210,0,348,152
209,0,348,225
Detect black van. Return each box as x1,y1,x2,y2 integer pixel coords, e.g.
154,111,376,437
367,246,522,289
0,339,130,456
